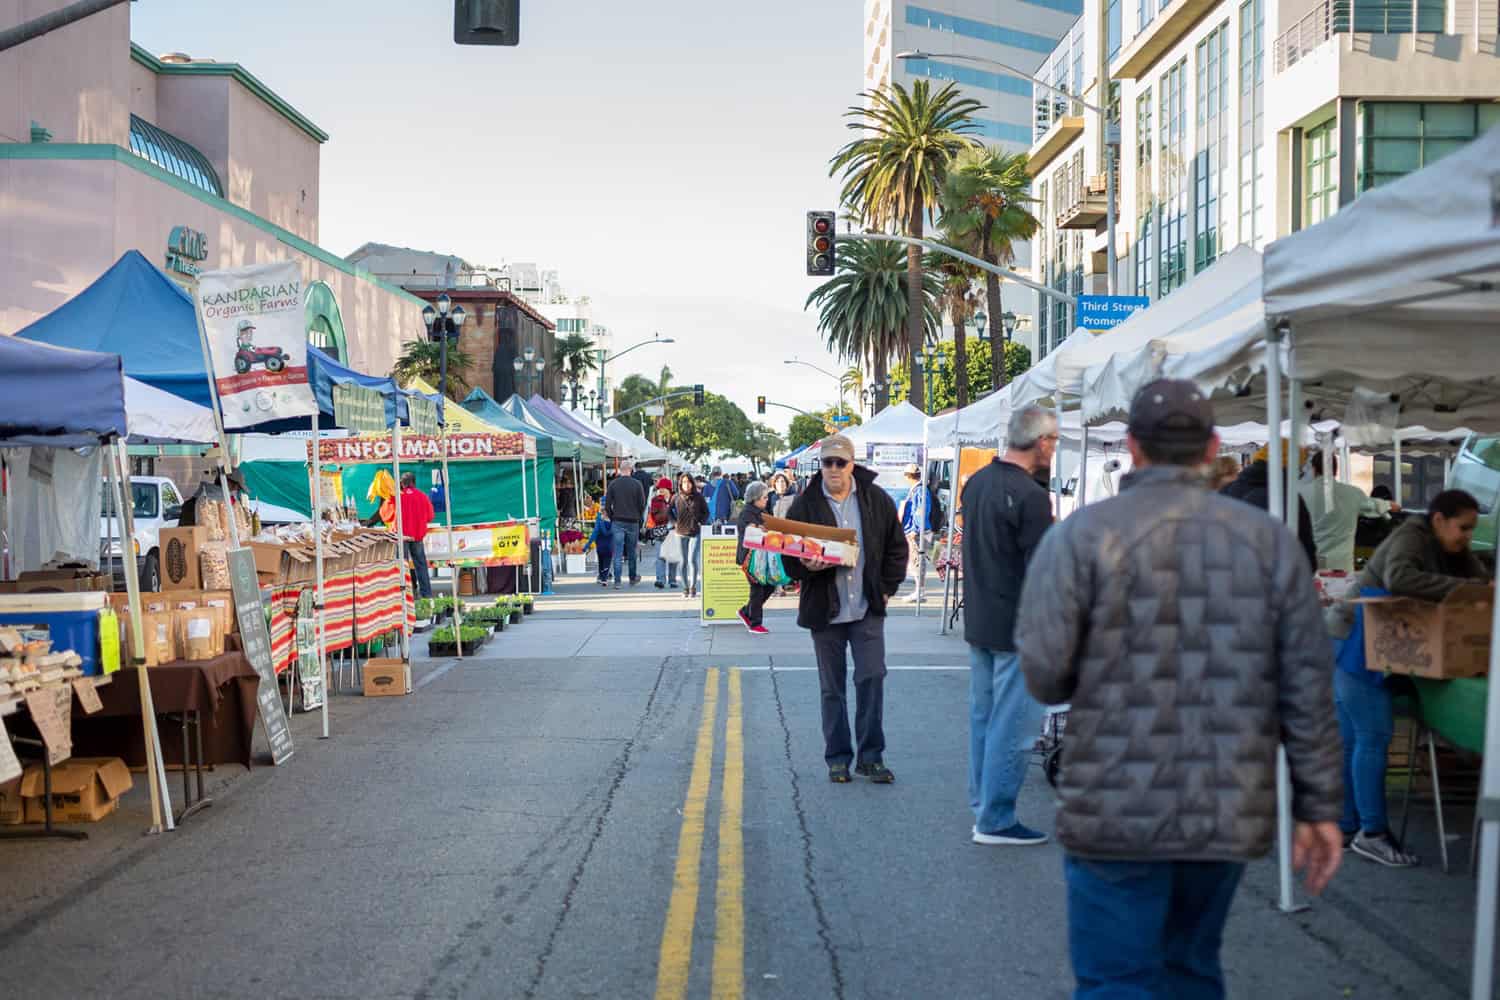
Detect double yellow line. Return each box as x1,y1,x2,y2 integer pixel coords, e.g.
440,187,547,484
655,667,745,1000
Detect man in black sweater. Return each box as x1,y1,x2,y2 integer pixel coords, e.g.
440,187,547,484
605,461,648,589
961,404,1058,846
783,435,907,784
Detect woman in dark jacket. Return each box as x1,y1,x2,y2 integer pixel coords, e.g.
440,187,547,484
671,472,710,599
735,482,775,633
1220,443,1317,570
1330,489,1488,868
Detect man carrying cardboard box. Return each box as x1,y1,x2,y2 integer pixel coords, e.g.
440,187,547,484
783,434,907,785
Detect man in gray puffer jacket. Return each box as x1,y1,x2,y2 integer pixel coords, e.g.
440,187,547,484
1015,379,1343,999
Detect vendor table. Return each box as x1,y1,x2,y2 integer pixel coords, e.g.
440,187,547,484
267,563,412,675
0,674,113,840
70,654,260,774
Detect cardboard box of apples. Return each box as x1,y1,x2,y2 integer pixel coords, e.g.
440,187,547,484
741,515,859,568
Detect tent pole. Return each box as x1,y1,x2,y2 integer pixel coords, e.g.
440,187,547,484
1079,418,1090,508
1393,433,1403,507
442,424,463,659
1472,590,1500,999
311,419,328,739
391,419,409,660
532,451,541,594
111,441,170,833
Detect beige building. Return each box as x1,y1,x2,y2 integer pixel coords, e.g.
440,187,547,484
1024,0,1499,354
0,0,425,376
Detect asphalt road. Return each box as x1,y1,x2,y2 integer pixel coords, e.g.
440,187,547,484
0,579,1481,998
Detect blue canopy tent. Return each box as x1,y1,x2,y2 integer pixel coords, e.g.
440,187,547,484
0,337,127,447
13,250,208,407
775,442,811,471
500,394,606,465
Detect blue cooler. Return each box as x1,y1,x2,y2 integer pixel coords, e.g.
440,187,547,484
0,592,108,676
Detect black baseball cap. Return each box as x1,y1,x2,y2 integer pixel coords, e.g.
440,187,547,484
1128,378,1215,444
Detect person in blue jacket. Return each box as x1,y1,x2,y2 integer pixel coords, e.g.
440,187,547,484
585,511,613,587
708,466,739,523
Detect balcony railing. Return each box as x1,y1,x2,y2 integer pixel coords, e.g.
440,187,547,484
1271,0,1430,72
1056,176,1114,230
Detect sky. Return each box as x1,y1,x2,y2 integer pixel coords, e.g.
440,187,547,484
130,0,868,439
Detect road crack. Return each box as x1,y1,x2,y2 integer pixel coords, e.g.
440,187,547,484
769,657,846,1000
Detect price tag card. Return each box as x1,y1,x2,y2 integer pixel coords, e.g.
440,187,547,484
73,678,104,715
25,688,72,765
0,718,21,784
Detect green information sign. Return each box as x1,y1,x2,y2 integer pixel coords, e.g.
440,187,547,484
332,382,387,433
408,396,440,437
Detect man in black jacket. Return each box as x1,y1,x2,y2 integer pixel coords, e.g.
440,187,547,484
604,461,648,589
961,404,1058,846
783,435,908,784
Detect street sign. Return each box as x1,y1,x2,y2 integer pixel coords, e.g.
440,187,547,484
1078,295,1150,332
831,414,853,425
644,404,665,417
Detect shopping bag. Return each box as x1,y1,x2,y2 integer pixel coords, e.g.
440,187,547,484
747,548,792,587
662,536,684,565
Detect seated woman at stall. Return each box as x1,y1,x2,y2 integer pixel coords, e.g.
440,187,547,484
1328,489,1489,868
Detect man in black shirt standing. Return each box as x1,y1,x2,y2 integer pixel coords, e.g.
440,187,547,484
961,403,1058,845
605,460,648,589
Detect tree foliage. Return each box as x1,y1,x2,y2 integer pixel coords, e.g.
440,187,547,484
829,79,981,410
392,340,474,401
887,339,1031,414
786,406,863,452
664,392,755,463
553,333,598,384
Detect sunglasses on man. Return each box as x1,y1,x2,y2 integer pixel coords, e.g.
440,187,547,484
821,457,850,469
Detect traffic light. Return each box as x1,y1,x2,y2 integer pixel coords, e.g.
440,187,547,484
806,211,835,276
693,384,705,406
454,0,519,45
756,395,766,415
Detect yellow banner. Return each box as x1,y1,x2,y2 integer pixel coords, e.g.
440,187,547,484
700,531,749,625
490,522,530,566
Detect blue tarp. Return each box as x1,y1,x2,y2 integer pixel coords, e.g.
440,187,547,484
462,389,562,460
775,442,811,469
307,346,409,429
500,395,606,465
14,250,208,406
0,337,127,447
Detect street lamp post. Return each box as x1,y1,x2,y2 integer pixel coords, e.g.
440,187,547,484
421,294,467,659
512,345,547,396
897,50,1118,297
916,349,950,416
783,358,847,420
594,333,675,421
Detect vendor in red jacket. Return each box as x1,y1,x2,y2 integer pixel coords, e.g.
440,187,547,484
399,472,436,599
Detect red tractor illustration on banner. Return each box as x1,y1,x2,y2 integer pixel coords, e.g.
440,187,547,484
233,318,289,374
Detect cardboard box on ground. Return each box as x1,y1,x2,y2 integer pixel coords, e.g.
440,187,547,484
742,515,859,568
17,757,132,823
363,658,410,697
1355,583,1495,680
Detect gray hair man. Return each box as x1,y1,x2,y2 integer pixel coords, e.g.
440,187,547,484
604,459,648,589
1014,379,1342,996
959,403,1059,847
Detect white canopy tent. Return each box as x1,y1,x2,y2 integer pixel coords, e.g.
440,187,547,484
602,418,669,464
843,401,928,450
1006,327,1098,409
123,377,217,445
1255,126,1500,998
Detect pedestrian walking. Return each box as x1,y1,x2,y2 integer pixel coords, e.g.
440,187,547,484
768,471,794,516
1327,488,1486,867
585,510,613,587
897,463,943,602
649,477,677,590
605,459,648,590
783,435,907,785
735,481,774,634
961,405,1057,845
707,465,739,524
1015,379,1343,999
398,472,436,599
671,472,709,598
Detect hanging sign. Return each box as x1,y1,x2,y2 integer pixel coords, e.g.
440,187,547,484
332,383,387,433
312,431,531,465
196,261,316,429
408,396,440,437
227,548,294,765
25,687,72,765
700,525,749,625
425,521,530,566
1078,295,1150,332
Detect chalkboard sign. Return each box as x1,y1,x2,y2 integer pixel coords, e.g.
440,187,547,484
227,548,294,765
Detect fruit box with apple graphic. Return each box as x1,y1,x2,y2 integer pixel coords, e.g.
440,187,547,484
742,515,859,569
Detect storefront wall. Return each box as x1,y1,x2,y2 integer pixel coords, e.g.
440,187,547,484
0,153,423,377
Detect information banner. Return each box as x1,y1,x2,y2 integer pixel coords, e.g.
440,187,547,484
197,261,317,428
425,520,530,566
227,548,294,765
332,382,387,433
312,432,531,465
700,526,749,626
1077,294,1150,332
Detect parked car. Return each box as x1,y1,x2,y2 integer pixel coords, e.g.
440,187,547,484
1448,433,1500,555
100,476,182,591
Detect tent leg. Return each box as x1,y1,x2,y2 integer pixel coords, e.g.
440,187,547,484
391,420,410,661
311,420,329,740
1394,434,1403,508
1078,422,1089,509
441,427,462,659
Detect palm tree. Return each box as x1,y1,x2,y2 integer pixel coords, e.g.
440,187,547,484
804,237,942,412
554,332,598,392
934,251,983,408
392,339,474,401
830,80,981,411
938,145,1039,392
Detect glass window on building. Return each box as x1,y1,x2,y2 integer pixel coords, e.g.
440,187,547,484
1239,0,1265,248
1158,59,1189,295
1037,180,1050,351
1350,0,1445,32
1194,23,1230,271
1071,149,1085,211
1358,101,1500,190
1139,0,1155,33
1303,119,1339,227
1135,88,1155,297
1108,0,1123,57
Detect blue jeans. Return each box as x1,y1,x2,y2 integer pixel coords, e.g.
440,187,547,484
1334,667,1394,835
677,534,702,591
405,539,432,599
968,647,1044,833
1064,856,1245,1000
611,522,640,583
655,548,677,587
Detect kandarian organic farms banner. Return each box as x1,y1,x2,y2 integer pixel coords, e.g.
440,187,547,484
197,261,317,429
310,432,533,465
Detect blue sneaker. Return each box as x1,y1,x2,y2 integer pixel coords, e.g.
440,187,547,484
972,823,1048,846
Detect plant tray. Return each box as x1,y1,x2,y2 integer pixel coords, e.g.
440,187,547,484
509,611,523,625
522,604,534,615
